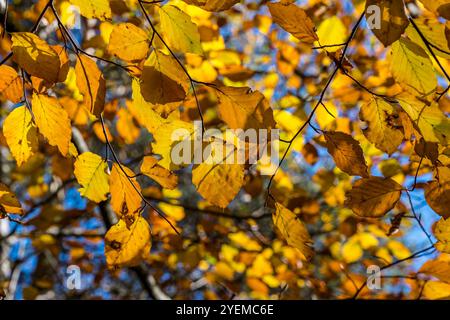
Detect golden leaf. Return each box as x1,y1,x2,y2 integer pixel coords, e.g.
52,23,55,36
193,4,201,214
11,32,60,83
3,106,38,166
216,86,276,131
0,183,23,215
366,0,409,47
107,23,150,61
273,202,313,261
159,5,203,55
105,216,151,269
324,131,369,177
0,65,23,103
69,0,112,21
267,2,318,44
74,152,110,203
345,176,402,218
31,94,72,156
140,50,189,105
390,37,437,96
110,163,142,217
75,55,106,117
359,97,404,155
140,156,178,190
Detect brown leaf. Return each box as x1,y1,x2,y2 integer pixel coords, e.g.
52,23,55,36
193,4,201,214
324,131,369,177
345,176,402,218
75,55,106,117
366,0,409,47
268,2,318,44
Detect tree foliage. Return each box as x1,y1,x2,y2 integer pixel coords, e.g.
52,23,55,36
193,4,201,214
0,0,450,300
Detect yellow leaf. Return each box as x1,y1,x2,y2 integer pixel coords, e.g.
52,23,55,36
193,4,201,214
107,23,150,61
74,152,110,203
128,80,164,134
425,180,450,219
0,65,23,103
0,183,23,215
419,0,450,20
397,94,450,145
359,97,404,155
345,176,402,218
365,0,409,47
151,115,194,170
116,108,141,144
159,5,203,55
324,131,369,177
105,216,151,269
69,0,112,21
140,156,178,190
3,106,38,166
273,203,313,261
31,94,71,156
316,16,347,51
390,37,437,96
182,0,240,12
406,17,450,60
423,281,450,300
420,257,450,284
11,32,60,83
110,163,142,217
75,55,106,117
140,50,189,104
434,218,450,254
216,86,276,131
192,161,244,208
267,2,318,44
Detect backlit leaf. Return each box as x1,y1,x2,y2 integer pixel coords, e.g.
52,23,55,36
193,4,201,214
324,131,369,177
105,216,151,269
31,94,71,156
273,202,314,261
3,106,38,166
268,2,318,44
74,152,110,203
345,176,402,217
107,23,150,61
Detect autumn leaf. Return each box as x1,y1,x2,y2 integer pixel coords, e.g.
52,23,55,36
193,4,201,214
0,65,24,103
69,0,112,21
359,97,404,155
419,0,450,20
324,131,369,177
273,203,314,261
107,23,150,61
420,257,450,284
390,37,437,96
192,159,245,209
11,32,60,83
110,163,142,217
397,94,450,145
159,5,203,55
74,152,110,203
0,183,23,215
75,55,106,117
105,216,151,269
424,180,450,219
3,106,38,166
434,218,450,254
31,93,72,156
140,50,189,105
140,156,178,190
345,176,403,218
366,0,409,47
182,0,240,11
216,86,276,131
267,2,318,44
